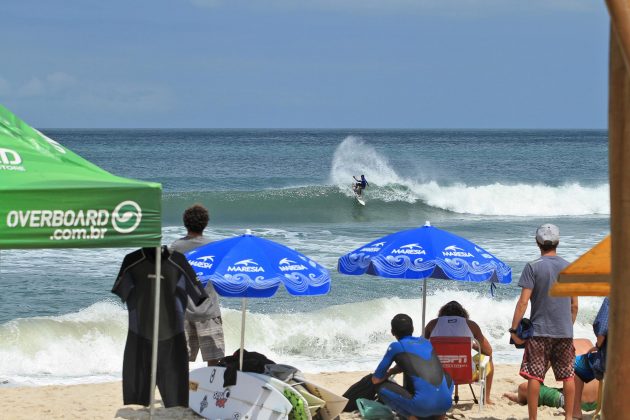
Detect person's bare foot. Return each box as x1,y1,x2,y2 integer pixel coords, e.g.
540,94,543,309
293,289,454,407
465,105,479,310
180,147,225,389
485,398,495,405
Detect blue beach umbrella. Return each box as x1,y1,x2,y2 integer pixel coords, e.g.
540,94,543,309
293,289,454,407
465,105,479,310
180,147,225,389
185,230,331,368
337,222,511,332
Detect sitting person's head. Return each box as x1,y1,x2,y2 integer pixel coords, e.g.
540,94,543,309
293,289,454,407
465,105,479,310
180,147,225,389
391,313,414,339
437,300,469,319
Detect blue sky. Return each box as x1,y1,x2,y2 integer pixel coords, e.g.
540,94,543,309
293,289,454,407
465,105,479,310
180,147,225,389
1,1,609,128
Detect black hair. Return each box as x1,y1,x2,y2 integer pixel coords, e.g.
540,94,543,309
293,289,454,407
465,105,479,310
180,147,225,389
437,301,469,319
391,313,414,338
537,241,558,252
183,204,209,233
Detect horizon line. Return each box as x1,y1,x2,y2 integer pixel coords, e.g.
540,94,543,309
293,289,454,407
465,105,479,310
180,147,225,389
39,127,609,131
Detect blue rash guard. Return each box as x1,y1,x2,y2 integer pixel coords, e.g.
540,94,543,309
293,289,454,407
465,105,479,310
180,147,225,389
374,336,453,418
354,177,368,189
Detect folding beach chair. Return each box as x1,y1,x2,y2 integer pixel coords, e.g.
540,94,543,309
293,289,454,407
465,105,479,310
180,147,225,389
430,336,488,411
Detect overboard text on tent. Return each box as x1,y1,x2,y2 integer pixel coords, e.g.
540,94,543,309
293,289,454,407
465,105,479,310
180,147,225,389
5,201,143,241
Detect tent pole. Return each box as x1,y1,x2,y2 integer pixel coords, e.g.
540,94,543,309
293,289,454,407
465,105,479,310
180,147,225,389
149,246,162,418
239,298,247,371
421,278,427,336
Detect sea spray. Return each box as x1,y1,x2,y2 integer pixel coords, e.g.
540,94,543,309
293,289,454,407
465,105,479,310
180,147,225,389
329,136,405,190
328,136,609,216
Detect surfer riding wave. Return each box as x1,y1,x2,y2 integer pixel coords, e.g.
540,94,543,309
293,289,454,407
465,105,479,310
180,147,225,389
353,175,368,197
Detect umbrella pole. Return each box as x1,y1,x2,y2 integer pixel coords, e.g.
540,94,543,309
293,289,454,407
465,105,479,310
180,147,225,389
421,278,427,336
149,246,162,418
239,298,247,371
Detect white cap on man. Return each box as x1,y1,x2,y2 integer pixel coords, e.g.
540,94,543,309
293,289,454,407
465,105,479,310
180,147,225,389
535,223,560,246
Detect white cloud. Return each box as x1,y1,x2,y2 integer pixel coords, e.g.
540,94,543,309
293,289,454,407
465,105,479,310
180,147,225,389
77,82,172,113
46,72,78,89
19,77,45,97
6,73,172,113
17,72,77,98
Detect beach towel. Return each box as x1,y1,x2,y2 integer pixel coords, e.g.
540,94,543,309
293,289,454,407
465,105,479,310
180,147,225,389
510,318,534,349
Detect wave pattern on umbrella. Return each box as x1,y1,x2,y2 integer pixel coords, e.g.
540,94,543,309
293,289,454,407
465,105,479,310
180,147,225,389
203,270,330,297
338,224,511,284
370,255,511,282
187,233,331,298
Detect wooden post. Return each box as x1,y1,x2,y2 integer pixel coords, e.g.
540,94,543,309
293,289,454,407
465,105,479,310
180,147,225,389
607,1,630,66
603,7,630,415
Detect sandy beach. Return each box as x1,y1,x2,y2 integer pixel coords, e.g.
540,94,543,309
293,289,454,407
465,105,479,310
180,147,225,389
0,364,598,420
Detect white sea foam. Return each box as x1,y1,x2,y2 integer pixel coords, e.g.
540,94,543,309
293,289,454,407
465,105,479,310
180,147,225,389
0,293,606,386
419,181,609,216
330,136,610,216
0,301,127,386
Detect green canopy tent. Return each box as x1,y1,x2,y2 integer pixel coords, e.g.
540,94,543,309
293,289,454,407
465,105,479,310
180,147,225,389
0,104,164,415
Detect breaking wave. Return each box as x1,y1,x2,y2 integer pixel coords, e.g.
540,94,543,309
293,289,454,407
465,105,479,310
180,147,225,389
0,294,606,386
328,136,609,217
161,136,608,224
163,181,608,228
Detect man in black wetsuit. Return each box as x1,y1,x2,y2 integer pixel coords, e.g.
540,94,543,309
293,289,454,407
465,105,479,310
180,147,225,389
372,314,453,419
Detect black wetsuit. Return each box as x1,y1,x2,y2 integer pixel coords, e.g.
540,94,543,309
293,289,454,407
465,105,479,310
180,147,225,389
112,246,208,407
374,336,453,417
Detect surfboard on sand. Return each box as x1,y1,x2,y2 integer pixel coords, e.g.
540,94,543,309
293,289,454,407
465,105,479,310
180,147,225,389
255,375,314,420
189,366,292,420
252,373,347,420
301,380,348,420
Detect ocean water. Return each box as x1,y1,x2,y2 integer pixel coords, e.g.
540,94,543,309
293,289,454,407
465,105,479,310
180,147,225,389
0,129,610,386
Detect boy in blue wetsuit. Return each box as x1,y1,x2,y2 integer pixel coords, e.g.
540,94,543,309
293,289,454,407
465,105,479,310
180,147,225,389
372,314,454,419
